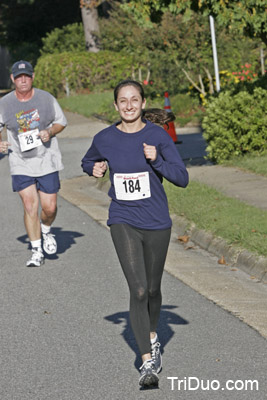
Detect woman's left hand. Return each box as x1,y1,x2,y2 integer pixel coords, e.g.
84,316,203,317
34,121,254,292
143,143,157,162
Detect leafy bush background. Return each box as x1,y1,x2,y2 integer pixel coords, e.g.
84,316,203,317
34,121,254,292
202,87,267,163
36,7,261,99
40,23,85,55
33,8,266,142
34,51,137,97
98,6,261,97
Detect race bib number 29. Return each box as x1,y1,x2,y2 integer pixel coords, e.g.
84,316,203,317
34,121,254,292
114,172,151,201
18,128,42,152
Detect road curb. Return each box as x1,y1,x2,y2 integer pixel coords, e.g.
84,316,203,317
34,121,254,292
171,215,267,284
94,179,267,284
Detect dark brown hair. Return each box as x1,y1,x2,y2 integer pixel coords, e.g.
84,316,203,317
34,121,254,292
114,80,145,103
143,108,176,127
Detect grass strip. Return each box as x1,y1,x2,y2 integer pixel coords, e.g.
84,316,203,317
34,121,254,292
58,92,114,119
99,174,267,257
223,154,267,177
164,180,267,257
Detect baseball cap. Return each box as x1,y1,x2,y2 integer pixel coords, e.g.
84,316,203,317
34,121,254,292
11,60,34,78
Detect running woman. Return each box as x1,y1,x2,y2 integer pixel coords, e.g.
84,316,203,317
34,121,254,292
81,80,188,388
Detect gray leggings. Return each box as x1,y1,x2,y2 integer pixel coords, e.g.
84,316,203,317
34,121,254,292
110,224,171,355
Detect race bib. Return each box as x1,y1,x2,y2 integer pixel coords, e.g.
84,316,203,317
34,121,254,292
114,172,151,201
18,129,42,152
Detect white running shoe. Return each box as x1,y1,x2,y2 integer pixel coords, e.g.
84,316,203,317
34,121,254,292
139,359,159,388
26,248,45,267
42,232,57,254
151,341,162,373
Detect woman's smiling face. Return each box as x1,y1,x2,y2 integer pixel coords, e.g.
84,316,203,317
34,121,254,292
114,85,146,124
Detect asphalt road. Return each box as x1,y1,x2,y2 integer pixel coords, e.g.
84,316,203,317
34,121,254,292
0,134,267,400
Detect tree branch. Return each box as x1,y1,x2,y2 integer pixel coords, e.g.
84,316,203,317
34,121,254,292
203,67,214,94
182,68,206,95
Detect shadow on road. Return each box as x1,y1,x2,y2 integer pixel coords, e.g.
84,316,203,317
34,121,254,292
104,305,188,371
176,132,212,167
17,227,84,259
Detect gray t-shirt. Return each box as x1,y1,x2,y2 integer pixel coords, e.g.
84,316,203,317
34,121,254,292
0,88,67,176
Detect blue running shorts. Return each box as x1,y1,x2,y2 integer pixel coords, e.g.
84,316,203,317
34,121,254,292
12,172,60,193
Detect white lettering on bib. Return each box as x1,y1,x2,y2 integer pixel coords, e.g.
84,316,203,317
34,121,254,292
114,172,151,201
18,128,42,152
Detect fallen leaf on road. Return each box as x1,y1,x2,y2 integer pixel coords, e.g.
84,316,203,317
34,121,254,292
231,268,237,271
218,255,226,265
185,245,195,250
178,235,190,243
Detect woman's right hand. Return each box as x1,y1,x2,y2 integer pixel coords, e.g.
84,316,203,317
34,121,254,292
93,161,107,177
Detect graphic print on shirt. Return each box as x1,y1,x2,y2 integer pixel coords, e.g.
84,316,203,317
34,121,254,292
16,108,42,152
16,108,40,133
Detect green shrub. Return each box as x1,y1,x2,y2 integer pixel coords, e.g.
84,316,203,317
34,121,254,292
231,74,267,95
202,87,267,163
34,51,137,97
99,6,262,100
40,23,85,55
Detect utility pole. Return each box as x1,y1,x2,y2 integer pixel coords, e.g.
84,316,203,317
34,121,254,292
209,15,220,92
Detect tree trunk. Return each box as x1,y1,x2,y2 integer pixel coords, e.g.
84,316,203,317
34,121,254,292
260,47,265,76
80,0,100,52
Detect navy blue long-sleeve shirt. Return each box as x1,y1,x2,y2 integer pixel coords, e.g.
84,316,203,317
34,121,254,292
81,120,189,229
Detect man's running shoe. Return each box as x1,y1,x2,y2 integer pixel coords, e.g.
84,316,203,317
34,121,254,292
151,341,162,373
139,359,159,388
26,248,44,267
42,232,57,254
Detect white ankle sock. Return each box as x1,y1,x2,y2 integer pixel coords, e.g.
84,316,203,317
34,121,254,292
150,334,158,345
31,239,42,251
41,223,51,234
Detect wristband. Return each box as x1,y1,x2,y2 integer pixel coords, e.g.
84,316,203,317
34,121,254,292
48,128,54,138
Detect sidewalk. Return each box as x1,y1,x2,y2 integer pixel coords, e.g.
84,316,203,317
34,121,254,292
188,164,267,210
60,111,108,139
176,132,267,283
